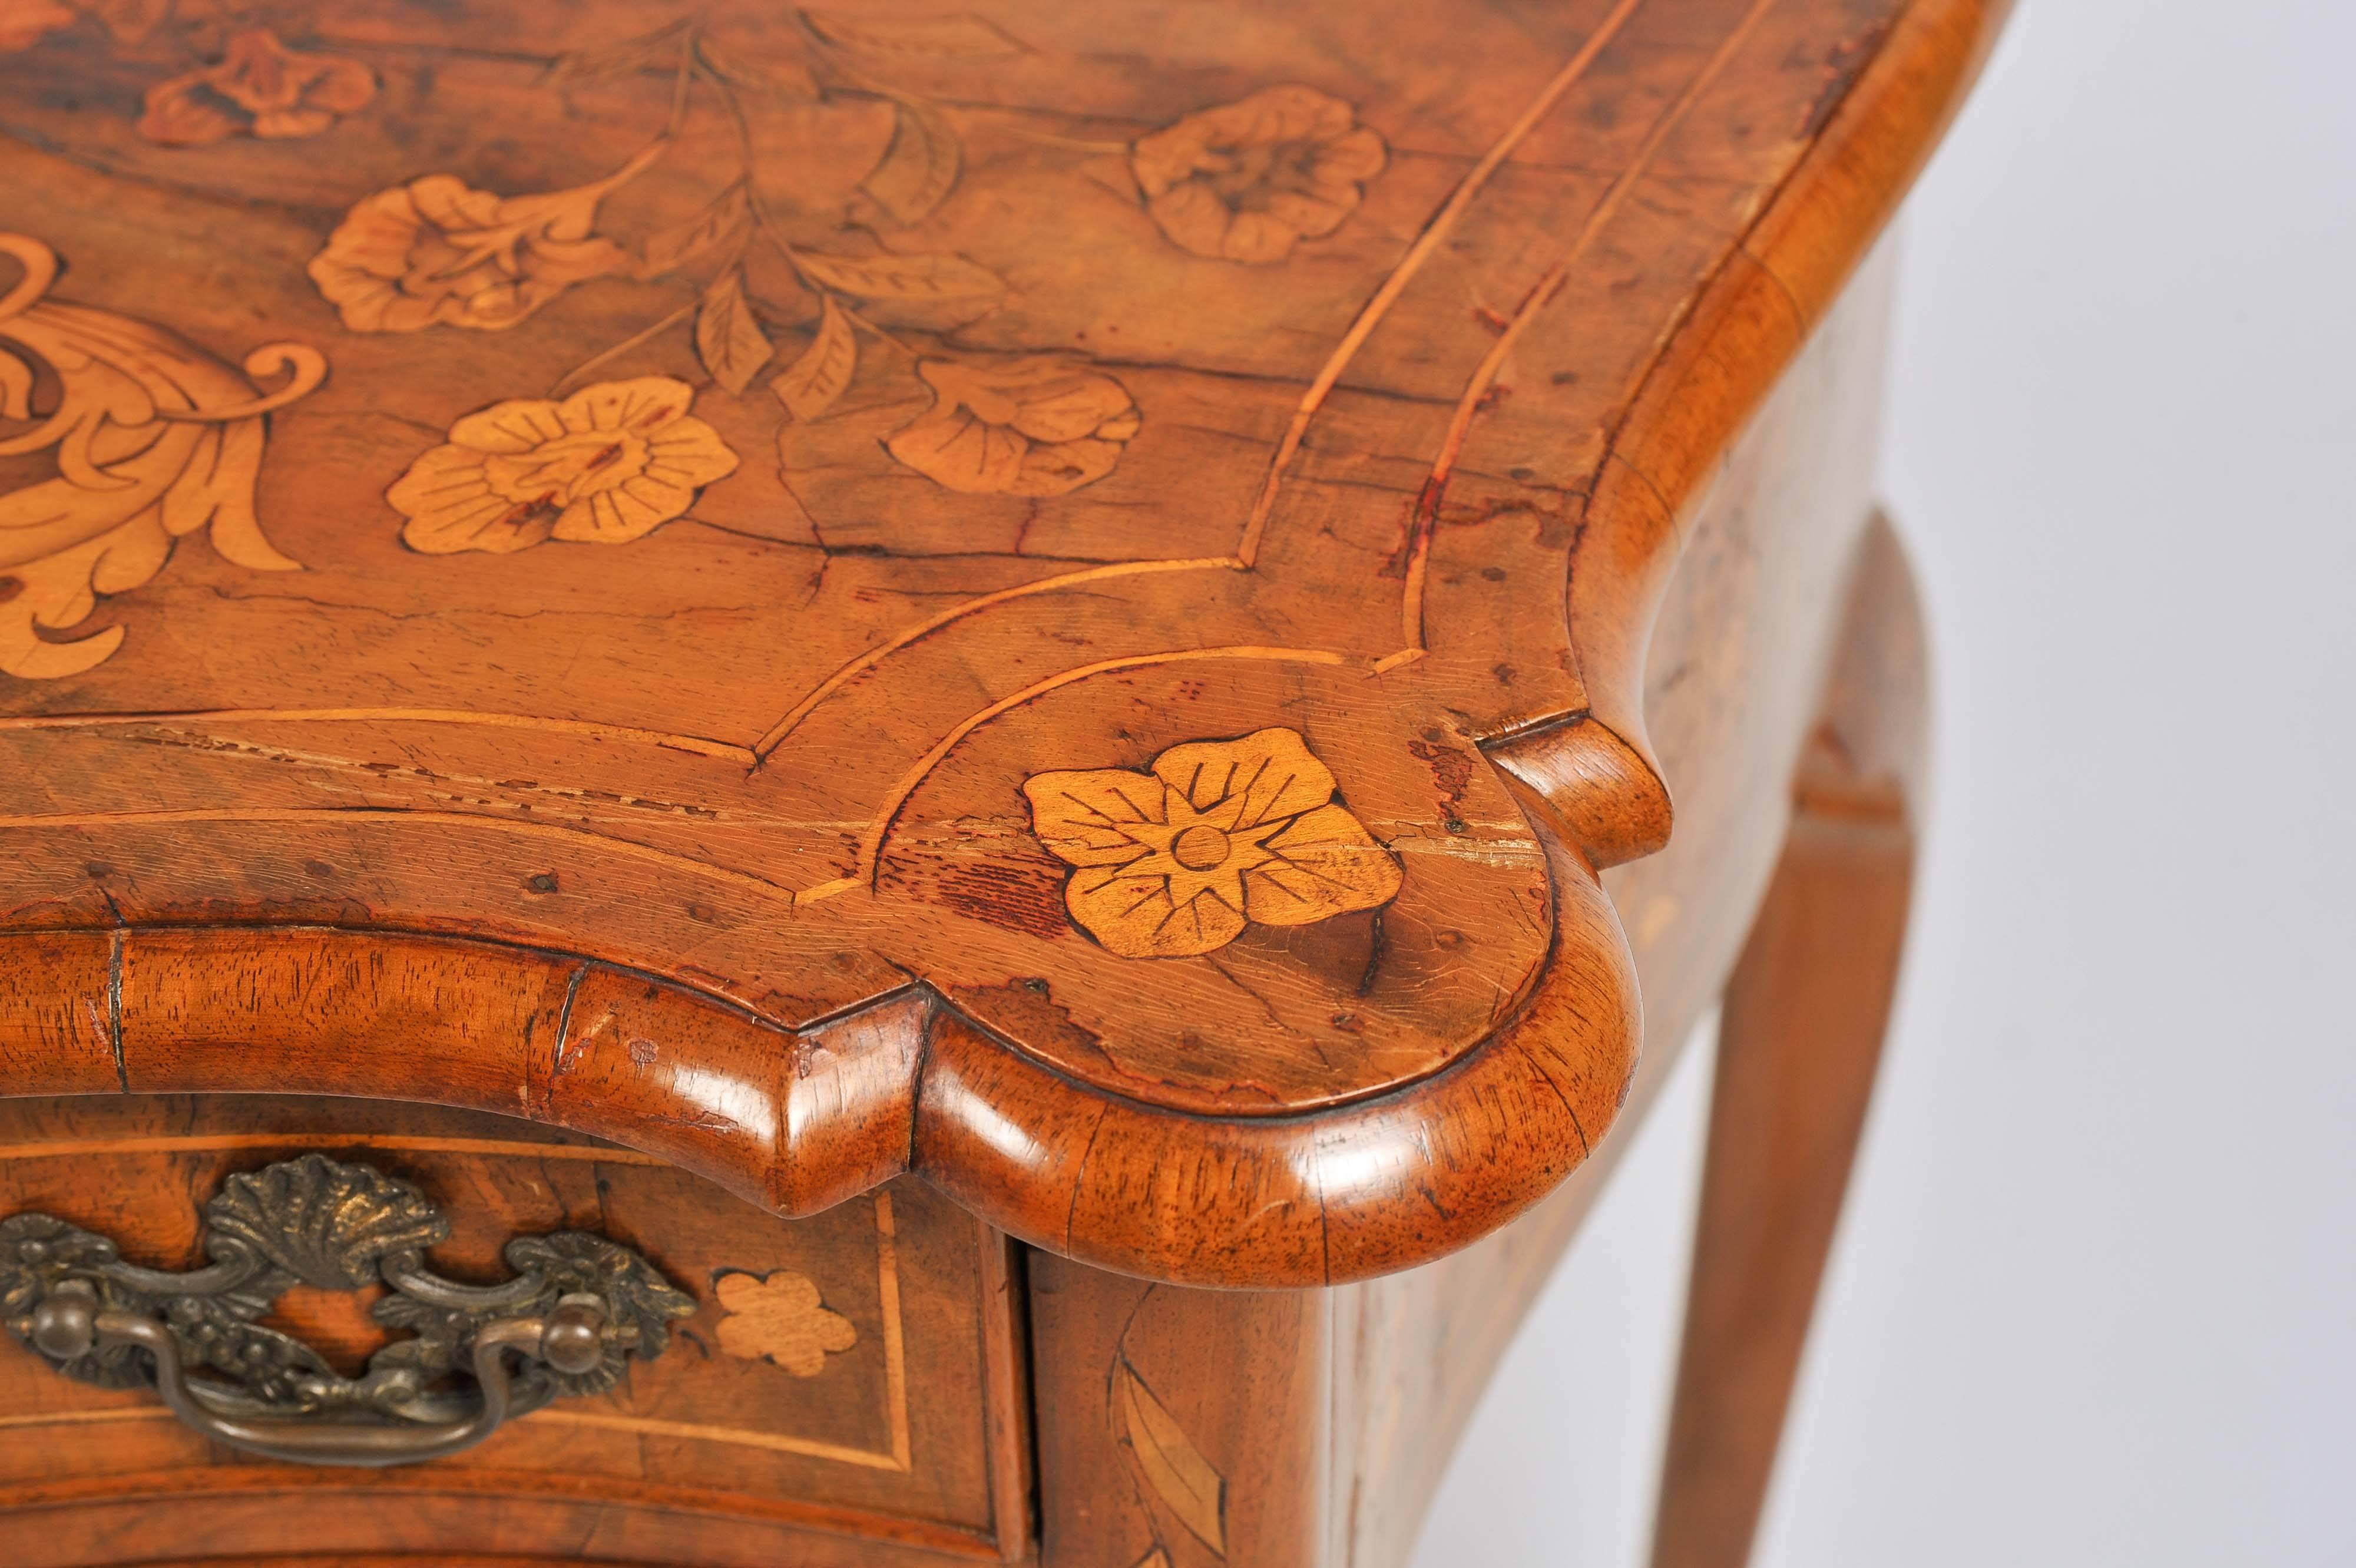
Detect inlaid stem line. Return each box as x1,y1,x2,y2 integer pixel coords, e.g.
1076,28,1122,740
0,707,755,763
750,557,1243,759
1233,0,1649,568
876,1190,913,1471
742,2,1647,760
0,1133,666,1165
0,807,803,902
1390,0,1783,659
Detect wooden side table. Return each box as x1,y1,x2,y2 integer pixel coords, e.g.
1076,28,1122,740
0,1,2006,1563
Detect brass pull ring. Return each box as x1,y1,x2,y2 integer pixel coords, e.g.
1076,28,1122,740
1,1153,694,1468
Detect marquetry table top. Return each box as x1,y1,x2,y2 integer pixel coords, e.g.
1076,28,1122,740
0,0,1993,1284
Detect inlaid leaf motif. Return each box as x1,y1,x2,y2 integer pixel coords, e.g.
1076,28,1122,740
695,37,820,98
545,16,694,88
772,295,858,421
861,98,962,225
801,9,1024,58
696,266,774,393
714,1269,857,1377
1130,1554,1173,1568
640,184,751,277
793,250,1002,302
1118,1360,1226,1554
1025,728,1402,958
81,0,169,46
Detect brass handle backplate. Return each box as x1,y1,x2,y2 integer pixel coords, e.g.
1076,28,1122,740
0,1152,694,1467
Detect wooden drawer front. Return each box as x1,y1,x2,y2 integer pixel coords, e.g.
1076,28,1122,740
0,1096,1028,1567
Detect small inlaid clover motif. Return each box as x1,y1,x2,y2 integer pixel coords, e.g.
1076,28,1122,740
886,357,1140,496
1130,85,1388,264
1024,727,1403,959
388,376,738,555
138,29,376,147
713,1270,857,1378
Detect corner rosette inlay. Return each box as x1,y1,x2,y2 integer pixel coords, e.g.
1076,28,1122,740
1024,727,1403,959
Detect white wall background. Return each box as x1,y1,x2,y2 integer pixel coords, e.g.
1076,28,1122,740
1411,2,2356,1564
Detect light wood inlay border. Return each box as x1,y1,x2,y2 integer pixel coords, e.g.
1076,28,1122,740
0,1134,667,1166
0,1407,163,1433
873,1190,915,1473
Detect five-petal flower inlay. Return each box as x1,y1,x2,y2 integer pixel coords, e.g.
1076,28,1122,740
1024,727,1403,958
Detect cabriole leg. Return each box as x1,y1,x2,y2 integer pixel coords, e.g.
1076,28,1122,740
1649,514,1928,1568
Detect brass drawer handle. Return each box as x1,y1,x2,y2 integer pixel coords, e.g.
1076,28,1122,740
0,1152,694,1467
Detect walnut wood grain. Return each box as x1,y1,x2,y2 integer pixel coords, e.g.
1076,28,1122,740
0,0,2005,1298
1027,1251,1327,1568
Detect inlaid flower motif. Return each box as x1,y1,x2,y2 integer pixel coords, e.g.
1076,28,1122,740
137,28,376,146
885,357,1139,496
0,0,73,51
388,376,738,555
1130,85,1388,264
1024,727,1404,960
713,1270,856,1378
305,144,660,333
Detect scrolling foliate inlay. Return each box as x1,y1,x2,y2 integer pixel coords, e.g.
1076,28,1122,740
1025,728,1404,960
0,233,324,681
